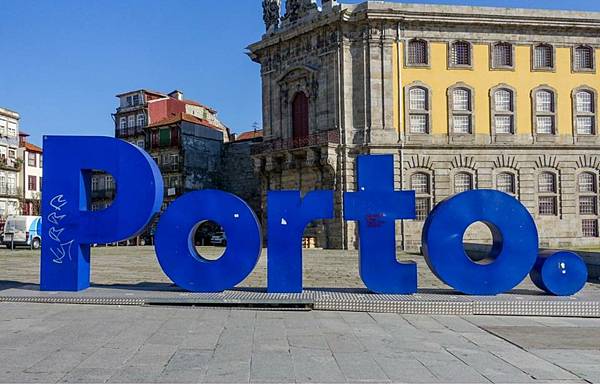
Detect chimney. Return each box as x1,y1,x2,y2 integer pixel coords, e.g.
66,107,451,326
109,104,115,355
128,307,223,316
169,90,184,100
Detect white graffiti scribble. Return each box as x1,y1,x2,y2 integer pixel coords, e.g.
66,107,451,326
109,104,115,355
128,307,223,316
48,194,74,265
50,240,74,264
50,195,67,211
48,227,65,242
47,212,66,225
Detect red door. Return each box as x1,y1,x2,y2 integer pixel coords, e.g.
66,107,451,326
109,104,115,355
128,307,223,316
292,92,309,140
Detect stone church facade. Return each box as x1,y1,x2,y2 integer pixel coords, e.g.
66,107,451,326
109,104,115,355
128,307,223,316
248,0,600,251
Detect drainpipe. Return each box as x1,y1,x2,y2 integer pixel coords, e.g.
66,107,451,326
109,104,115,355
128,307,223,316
397,21,407,252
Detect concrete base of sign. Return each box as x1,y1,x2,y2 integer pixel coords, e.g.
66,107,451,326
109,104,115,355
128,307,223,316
0,285,599,317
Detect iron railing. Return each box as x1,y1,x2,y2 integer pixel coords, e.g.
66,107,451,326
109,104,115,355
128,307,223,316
251,130,340,155
115,125,146,138
0,184,21,198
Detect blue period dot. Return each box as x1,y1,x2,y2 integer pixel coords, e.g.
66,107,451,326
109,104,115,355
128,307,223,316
530,251,588,296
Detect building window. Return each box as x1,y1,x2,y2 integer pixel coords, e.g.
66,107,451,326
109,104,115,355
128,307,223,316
407,39,428,66
136,114,145,127
534,88,556,134
574,45,594,71
411,172,431,221
292,92,309,140
539,172,556,193
496,172,516,195
450,41,471,67
28,152,36,167
492,88,515,134
454,172,473,193
39,176,42,191
8,149,15,159
534,44,554,70
538,172,558,215
91,177,98,191
450,87,473,134
582,219,599,237
411,172,429,194
574,89,595,135
578,172,599,236
580,196,597,215
128,115,135,128
119,117,126,129
492,42,513,68
127,94,141,107
28,175,37,191
136,140,144,148
105,175,114,190
6,122,16,137
407,86,430,134
579,172,596,193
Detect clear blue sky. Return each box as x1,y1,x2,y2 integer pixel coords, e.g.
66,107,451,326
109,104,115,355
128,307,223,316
1,0,600,146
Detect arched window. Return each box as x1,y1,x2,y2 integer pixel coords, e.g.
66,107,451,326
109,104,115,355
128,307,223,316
454,172,473,193
408,86,429,134
579,172,596,193
411,172,430,194
575,45,594,71
136,114,145,127
574,89,595,135
538,172,558,215
534,88,556,134
291,92,309,140
407,39,428,65
451,41,471,66
496,172,516,195
411,172,431,221
534,44,554,69
492,88,515,134
450,87,473,133
493,42,513,68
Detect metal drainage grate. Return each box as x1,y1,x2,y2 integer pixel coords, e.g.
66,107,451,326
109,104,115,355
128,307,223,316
0,296,145,306
1,293,599,318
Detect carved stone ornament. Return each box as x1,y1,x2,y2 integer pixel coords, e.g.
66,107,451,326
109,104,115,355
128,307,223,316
282,0,317,23
262,0,281,32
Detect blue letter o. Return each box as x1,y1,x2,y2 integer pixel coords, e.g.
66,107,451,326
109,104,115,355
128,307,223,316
422,190,538,295
154,190,262,292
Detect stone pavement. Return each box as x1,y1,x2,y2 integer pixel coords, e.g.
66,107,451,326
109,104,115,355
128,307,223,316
0,246,599,294
0,302,599,383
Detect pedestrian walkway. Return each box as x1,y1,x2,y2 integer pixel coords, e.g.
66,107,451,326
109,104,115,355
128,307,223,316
0,302,598,383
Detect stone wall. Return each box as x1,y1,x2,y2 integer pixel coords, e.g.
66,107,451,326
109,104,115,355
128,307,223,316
219,140,262,217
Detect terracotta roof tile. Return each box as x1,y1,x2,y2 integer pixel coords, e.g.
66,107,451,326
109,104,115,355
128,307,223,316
147,112,222,131
24,142,42,153
236,130,263,141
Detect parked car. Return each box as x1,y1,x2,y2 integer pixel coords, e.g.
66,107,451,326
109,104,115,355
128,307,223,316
210,232,227,246
3,215,42,249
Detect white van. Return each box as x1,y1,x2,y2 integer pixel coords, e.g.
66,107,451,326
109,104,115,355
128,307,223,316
2,215,42,249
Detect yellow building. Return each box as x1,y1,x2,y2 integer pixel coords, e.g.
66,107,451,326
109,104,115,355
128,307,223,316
250,0,600,250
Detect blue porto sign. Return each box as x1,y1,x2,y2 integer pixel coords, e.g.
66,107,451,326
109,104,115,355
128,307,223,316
41,136,588,296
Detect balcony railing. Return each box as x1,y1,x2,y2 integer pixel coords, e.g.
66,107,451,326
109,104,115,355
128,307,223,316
0,158,21,172
250,130,340,155
0,184,21,198
91,188,116,199
116,125,146,138
159,163,183,173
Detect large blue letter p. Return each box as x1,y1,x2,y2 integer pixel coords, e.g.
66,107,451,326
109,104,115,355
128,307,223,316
41,136,163,291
